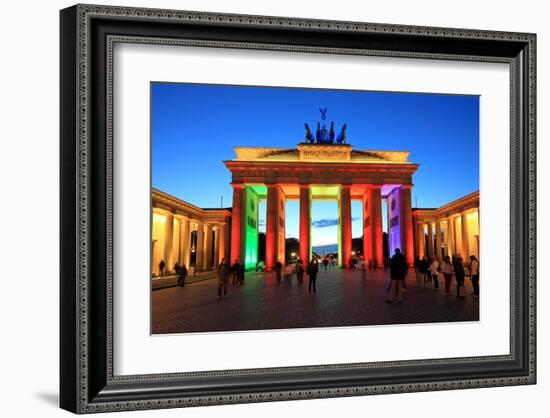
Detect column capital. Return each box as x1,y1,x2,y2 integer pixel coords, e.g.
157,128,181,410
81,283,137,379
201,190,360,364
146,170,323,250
298,183,310,189
231,183,244,189
341,183,353,191
400,184,413,191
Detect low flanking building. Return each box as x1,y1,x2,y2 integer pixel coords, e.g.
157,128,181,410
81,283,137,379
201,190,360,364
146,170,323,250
151,189,231,277
413,191,479,261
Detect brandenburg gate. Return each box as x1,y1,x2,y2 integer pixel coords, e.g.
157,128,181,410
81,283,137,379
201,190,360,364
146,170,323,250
224,115,419,270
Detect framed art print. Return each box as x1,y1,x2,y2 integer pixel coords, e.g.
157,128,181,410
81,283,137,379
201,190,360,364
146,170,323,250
60,4,536,414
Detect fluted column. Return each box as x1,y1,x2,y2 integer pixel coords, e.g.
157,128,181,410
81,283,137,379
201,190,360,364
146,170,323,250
435,220,442,259
447,217,455,258
171,218,181,270
416,223,425,258
362,192,371,264
179,216,190,267
195,222,204,272
230,184,243,264
368,186,383,268
204,224,213,270
163,212,174,272
339,184,352,268
427,223,434,258
461,211,470,259
223,221,231,262
265,184,281,271
398,185,414,266
214,225,221,265
299,184,311,265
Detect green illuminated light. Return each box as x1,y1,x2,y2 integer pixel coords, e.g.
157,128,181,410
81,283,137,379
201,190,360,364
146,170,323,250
244,187,259,270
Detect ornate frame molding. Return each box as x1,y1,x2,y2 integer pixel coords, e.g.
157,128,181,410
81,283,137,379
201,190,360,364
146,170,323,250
60,4,536,414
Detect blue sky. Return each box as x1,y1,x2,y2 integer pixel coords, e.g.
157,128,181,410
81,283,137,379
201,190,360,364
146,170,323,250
152,82,479,246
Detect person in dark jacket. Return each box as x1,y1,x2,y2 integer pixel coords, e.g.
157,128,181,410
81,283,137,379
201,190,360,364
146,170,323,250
158,259,165,277
216,258,229,299
454,256,466,297
295,259,305,283
274,260,283,282
230,260,240,285
386,248,408,303
307,257,319,293
419,256,429,287
238,261,245,285
176,264,188,287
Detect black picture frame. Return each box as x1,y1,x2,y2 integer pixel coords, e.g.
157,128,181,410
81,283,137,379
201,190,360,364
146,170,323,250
60,4,536,414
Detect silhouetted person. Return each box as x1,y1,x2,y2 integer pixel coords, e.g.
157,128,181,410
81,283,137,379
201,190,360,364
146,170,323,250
177,264,188,287
323,257,329,270
414,256,421,287
386,248,407,303
275,260,283,282
441,255,454,295
419,256,429,287
429,257,440,289
307,258,319,293
359,256,367,280
238,261,245,285
295,259,305,283
217,258,229,299
454,256,466,297
469,255,479,298
158,259,165,277
231,259,240,285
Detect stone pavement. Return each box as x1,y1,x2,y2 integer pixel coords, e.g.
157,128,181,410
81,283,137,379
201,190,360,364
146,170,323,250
152,268,479,334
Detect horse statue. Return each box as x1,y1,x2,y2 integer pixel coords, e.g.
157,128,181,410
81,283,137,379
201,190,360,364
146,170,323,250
304,123,315,143
336,124,347,144
315,122,321,143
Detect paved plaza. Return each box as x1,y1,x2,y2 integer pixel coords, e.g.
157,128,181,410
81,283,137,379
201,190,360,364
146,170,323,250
152,268,479,334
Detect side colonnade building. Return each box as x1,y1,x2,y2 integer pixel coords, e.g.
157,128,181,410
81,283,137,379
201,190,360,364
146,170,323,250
412,191,480,261
151,189,231,277
224,143,419,270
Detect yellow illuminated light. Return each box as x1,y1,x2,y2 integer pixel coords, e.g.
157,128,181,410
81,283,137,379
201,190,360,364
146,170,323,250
153,212,166,224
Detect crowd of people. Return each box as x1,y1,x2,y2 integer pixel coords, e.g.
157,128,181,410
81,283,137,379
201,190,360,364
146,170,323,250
165,250,480,303
409,253,479,300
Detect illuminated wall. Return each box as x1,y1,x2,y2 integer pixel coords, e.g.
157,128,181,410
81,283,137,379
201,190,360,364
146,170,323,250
387,188,402,255
151,212,166,276
466,210,480,258
243,186,259,270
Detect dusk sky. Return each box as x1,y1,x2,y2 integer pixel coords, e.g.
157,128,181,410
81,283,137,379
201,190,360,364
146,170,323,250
152,83,479,246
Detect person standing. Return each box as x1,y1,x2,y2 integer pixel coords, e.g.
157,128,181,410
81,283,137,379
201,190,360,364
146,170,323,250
453,256,466,297
469,255,480,298
441,256,453,295
216,258,229,299
386,248,407,303
307,257,319,293
238,261,245,285
158,259,165,277
359,256,367,280
231,259,240,285
283,261,294,282
429,257,440,289
414,256,421,287
177,264,188,287
295,259,305,283
275,260,283,283
419,256,429,287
